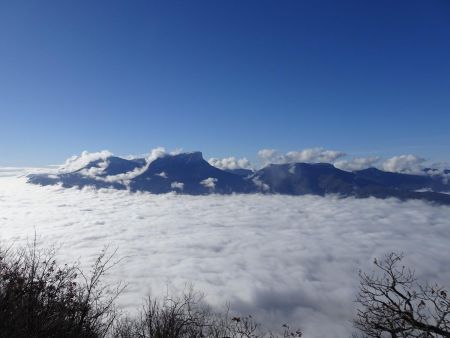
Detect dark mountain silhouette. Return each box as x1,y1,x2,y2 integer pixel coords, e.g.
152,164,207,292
354,167,450,193
354,167,432,190
27,156,145,189
250,163,450,204
75,156,146,177
250,163,356,195
27,151,450,205
129,152,256,194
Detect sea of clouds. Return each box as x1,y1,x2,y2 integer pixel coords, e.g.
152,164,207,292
1,170,450,337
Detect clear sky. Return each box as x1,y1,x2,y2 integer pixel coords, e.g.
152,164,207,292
1,0,449,166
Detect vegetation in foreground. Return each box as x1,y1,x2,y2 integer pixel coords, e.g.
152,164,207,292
1,239,449,337
0,239,302,338
353,253,450,338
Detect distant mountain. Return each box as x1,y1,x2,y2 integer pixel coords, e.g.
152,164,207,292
354,167,450,193
250,163,450,204
129,152,256,194
27,156,146,189
250,163,356,195
27,151,450,205
75,156,146,177
354,167,433,190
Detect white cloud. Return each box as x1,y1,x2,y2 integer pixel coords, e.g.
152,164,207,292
428,162,450,172
123,153,147,160
0,176,449,337
102,147,167,184
59,150,113,174
258,148,346,166
78,159,109,178
31,147,167,186
0,167,33,177
257,149,281,164
334,157,380,171
285,148,346,163
425,163,450,184
381,154,426,174
200,177,218,189
252,177,270,192
169,148,184,155
288,164,296,174
170,182,184,190
0,167,57,178
145,147,167,164
208,157,252,170
255,149,446,176
156,172,168,179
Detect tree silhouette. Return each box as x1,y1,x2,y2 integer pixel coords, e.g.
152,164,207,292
354,253,450,338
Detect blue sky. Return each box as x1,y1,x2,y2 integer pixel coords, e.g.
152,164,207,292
1,0,449,166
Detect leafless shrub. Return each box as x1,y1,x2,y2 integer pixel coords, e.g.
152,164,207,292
0,238,123,338
354,252,450,338
113,287,302,338
0,237,300,338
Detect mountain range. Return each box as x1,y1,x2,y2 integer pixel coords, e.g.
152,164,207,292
27,151,450,205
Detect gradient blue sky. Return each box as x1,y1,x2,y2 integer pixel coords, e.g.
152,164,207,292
1,0,449,166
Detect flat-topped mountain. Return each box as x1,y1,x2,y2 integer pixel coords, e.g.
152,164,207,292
129,152,256,194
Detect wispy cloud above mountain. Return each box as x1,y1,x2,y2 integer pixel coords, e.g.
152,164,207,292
17,146,448,177
59,151,113,174
334,156,380,171
206,147,448,173
208,157,252,170
257,147,346,166
381,154,426,174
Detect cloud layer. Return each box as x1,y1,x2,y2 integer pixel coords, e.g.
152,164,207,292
258,148,346,166
253,148,449,174
334,157,380,171
1,174,450,337
381,154,426,174
59,150,113,174
26,147,449,180
208,157,252,170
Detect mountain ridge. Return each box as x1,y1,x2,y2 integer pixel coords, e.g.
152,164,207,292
27,151,450,205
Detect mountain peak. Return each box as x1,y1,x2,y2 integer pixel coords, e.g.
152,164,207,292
171,151,203,162
26,150,450,204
